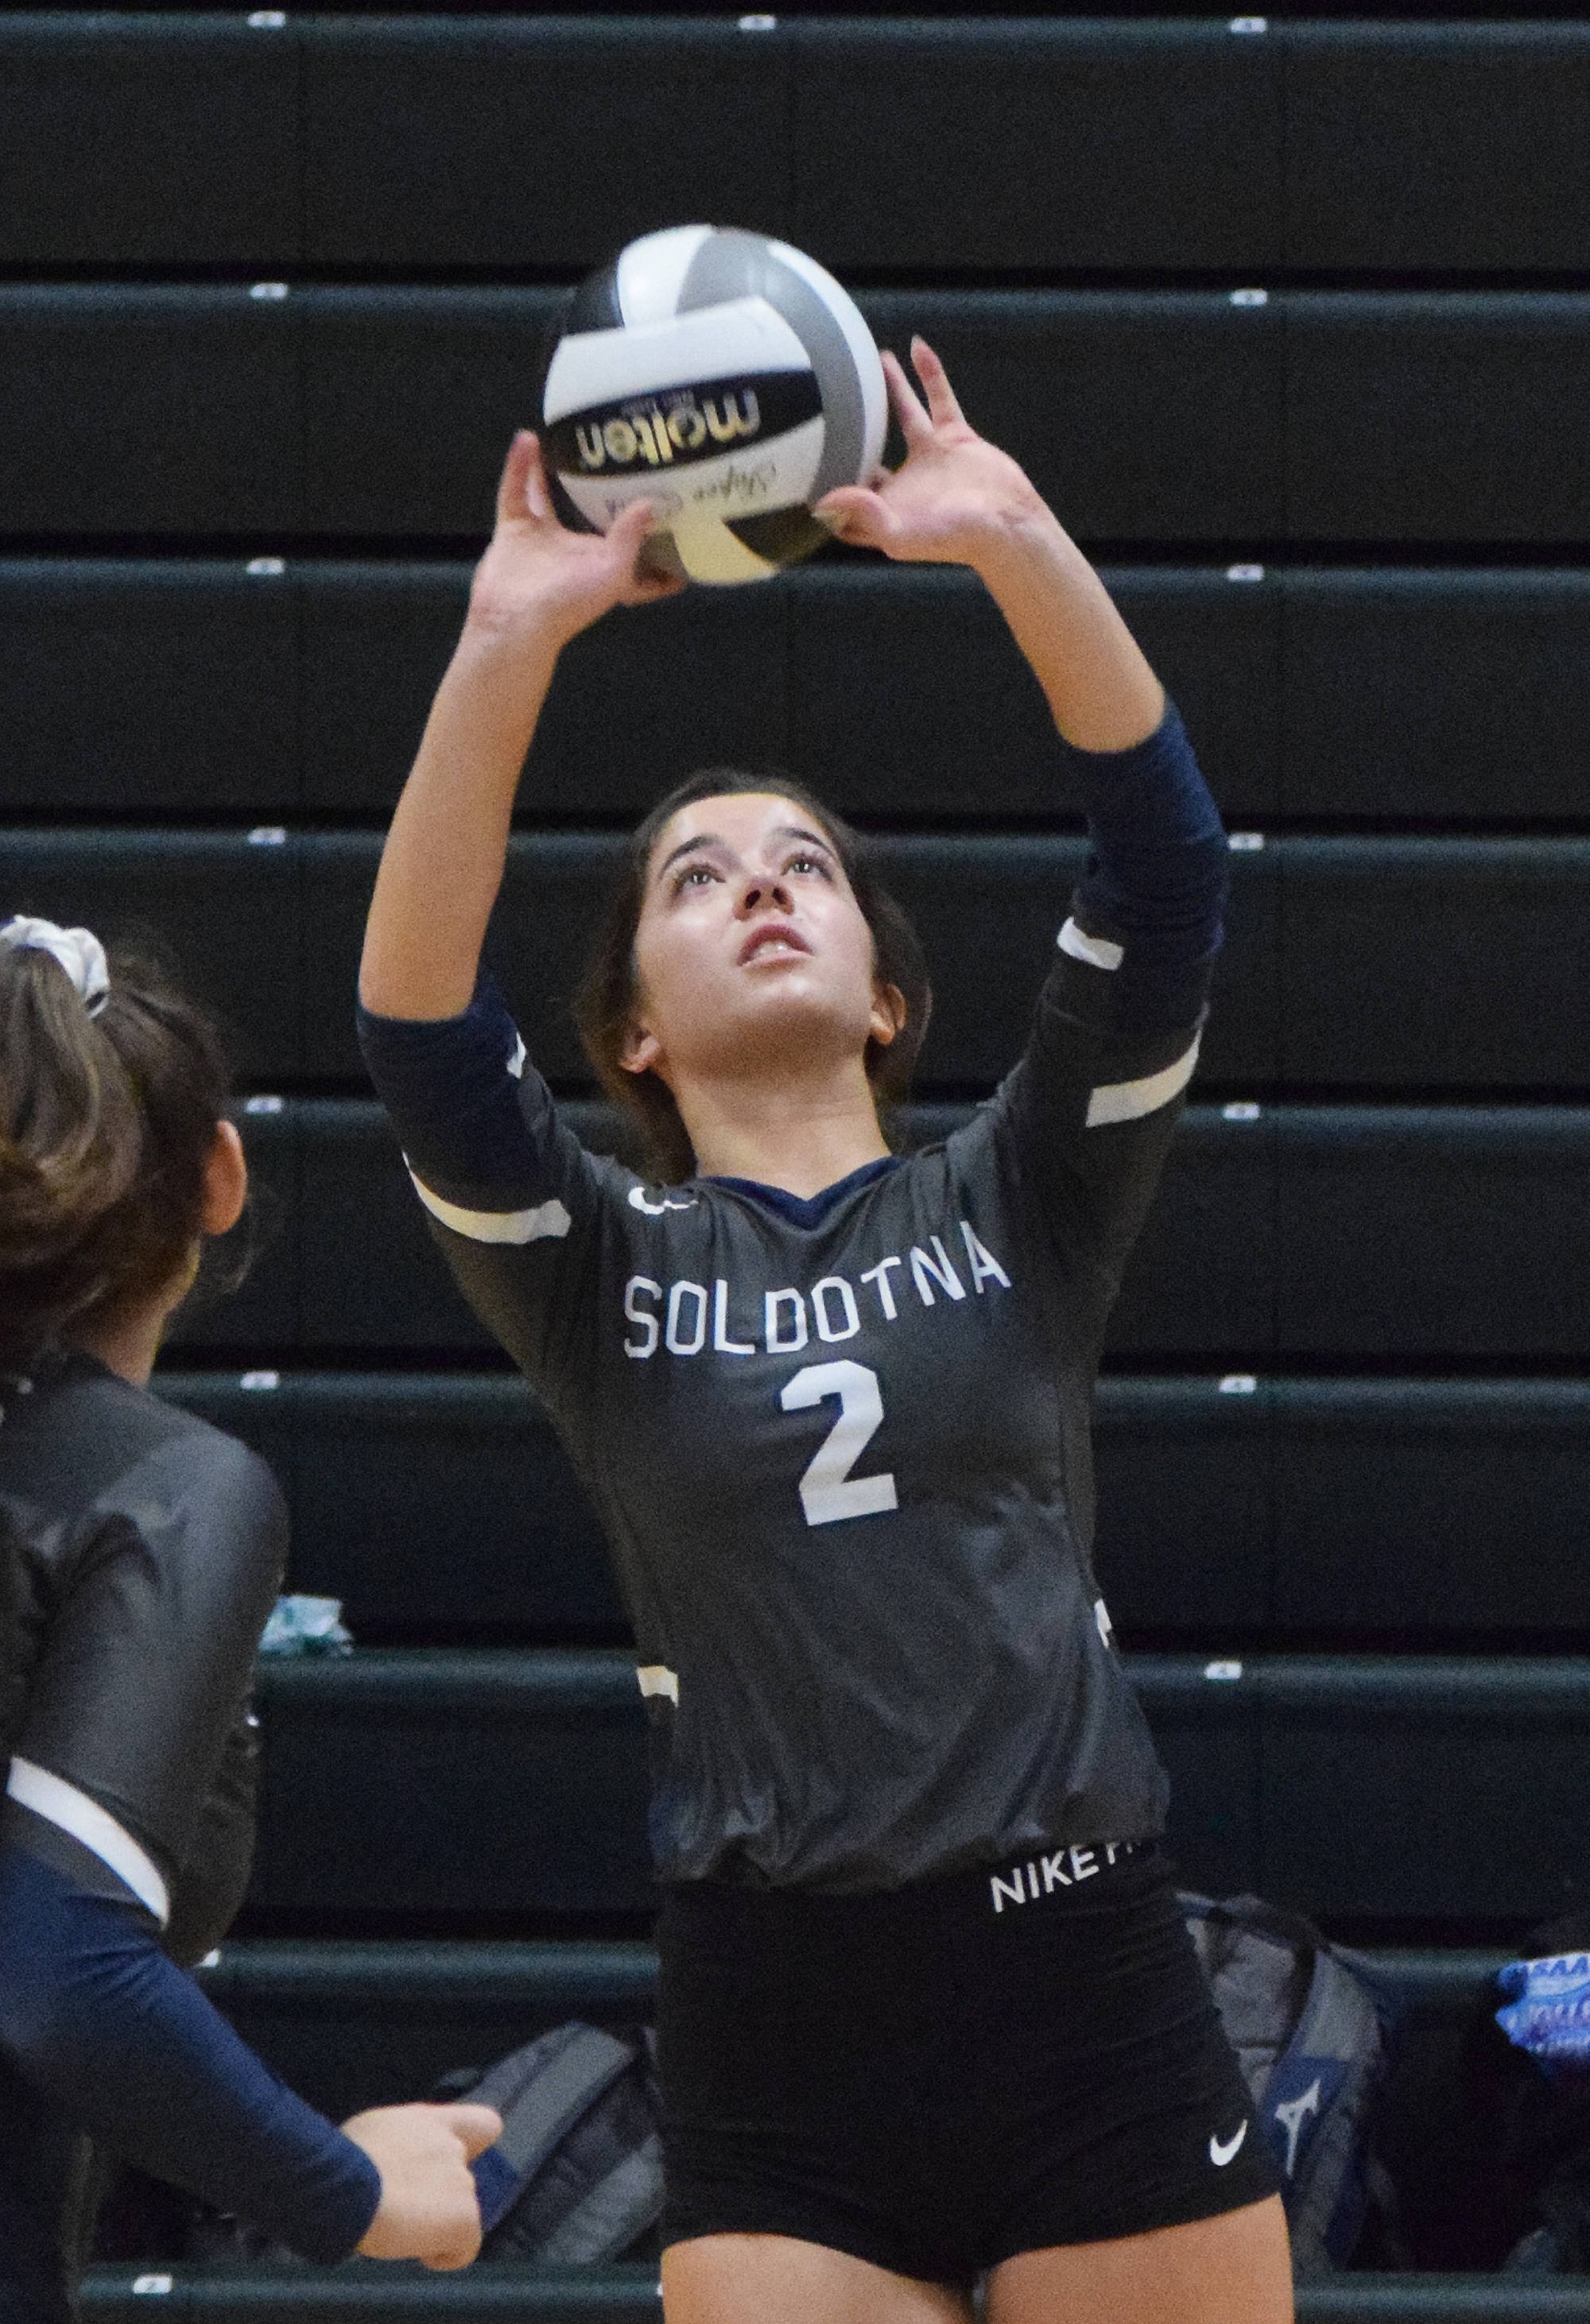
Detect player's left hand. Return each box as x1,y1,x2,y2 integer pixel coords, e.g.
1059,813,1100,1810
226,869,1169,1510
813,339,1049,571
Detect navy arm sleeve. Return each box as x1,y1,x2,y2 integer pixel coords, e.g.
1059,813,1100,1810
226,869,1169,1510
358,974,563,1215
0,1830,380,2261
991,701,1229,1315
1064,696,1229,1036
358,976,605,1383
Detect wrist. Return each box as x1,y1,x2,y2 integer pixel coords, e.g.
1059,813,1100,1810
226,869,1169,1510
967,498,1075,591
460,591,579,662
448,613,568,724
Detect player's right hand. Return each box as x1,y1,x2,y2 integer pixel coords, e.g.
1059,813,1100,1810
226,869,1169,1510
466,431,684,653
343,2100,503,2269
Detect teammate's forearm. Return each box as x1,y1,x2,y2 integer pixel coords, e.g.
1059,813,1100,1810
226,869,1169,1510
359,622,560,1022
0,1845,380,2263
972,509,1164,756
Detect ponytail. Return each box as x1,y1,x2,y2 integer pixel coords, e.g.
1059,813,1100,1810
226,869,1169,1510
0,933,233,1366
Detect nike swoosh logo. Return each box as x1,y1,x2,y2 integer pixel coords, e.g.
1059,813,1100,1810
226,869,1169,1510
628,1187,699,1215
1209,2121,1248,2167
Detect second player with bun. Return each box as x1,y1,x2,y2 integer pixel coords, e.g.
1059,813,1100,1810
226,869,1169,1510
0,923,498,2314
359,344,1293,2321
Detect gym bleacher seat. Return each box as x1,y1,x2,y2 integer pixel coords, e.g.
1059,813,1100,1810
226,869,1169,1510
8,7,1590,2311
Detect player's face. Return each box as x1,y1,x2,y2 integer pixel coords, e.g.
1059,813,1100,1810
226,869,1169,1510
622,793,901,1090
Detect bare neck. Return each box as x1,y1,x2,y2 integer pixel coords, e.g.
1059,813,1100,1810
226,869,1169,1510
68,1287,180,1389
675,1059,892,1202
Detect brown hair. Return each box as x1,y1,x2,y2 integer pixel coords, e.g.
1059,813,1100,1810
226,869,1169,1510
574,770,932,1184
0,936,234,1368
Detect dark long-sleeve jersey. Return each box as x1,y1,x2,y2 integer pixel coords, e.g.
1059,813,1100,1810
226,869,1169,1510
0,1352,380,2316
360,703,1228,1895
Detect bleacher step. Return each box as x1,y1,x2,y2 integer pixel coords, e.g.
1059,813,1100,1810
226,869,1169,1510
242,1649,1590,1927
78,2272,1590,2322
80,2271,657,2322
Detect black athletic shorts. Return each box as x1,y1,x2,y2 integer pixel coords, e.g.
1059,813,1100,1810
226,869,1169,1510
657,1840,1280,2287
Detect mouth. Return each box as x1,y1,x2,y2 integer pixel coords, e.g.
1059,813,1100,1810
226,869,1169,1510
739,923,812,966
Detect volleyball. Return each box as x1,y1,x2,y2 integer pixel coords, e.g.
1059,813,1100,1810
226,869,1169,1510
541,225,888,587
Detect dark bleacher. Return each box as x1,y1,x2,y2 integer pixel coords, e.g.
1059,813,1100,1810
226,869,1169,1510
8,287,1590,544
6,564,1590,827
6,21,1590,274
75,1940,1536,2303
159,1371,1590,1649
11,832,1590,1090
70,2276,1590,2321
151,1102,1590,1361
235,1648,1590,1931
7,9,1590,2306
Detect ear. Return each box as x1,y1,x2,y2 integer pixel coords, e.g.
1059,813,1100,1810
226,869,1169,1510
619,1020,665,1079
200,1119,248,1238
869,982,908,1050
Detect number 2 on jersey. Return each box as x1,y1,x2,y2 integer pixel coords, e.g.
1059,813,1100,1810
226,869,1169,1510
780,1360,898,1528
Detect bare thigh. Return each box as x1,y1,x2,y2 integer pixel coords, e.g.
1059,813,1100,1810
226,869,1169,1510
662,2233,976,2324
987,2195,1293,2324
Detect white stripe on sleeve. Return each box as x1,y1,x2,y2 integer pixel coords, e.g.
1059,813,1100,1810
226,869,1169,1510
6,1757,170,1925
1085,1036,1201,1129
637,1665,679,1704
1058,918,1124,972
408,1171,572,1245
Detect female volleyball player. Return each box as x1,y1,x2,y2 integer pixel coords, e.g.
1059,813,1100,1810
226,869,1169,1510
0,924,498,2318
359,342,1293,2323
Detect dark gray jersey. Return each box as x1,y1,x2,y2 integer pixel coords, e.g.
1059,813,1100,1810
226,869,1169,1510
366,947,1208,1893
0,1350,285,1960
361,703,1228,1891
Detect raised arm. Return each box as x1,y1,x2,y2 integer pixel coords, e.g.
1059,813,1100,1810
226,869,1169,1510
816,338,1164,753
818,340,1225,1038
359,434,681,1021
821,343,1227,1288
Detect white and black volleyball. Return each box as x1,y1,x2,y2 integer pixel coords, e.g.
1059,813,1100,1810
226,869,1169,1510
541,225,888,587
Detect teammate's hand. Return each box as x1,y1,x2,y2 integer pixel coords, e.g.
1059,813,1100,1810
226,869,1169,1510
466,432,685,651
344,2100,502,2270
814,339,1049,571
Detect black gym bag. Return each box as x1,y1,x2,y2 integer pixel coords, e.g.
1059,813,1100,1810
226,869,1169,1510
453,2022,664,2265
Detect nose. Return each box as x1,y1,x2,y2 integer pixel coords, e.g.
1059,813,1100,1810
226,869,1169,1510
735,873,793,919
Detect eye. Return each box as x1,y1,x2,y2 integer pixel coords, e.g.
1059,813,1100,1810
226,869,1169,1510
672,862,719,894
786,852,832,880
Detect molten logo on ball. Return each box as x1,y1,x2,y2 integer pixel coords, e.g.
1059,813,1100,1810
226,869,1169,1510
547,373,821,477
577,393,754,469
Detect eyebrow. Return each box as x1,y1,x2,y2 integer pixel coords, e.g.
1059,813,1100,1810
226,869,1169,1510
774,824,836,856
653,824,836,883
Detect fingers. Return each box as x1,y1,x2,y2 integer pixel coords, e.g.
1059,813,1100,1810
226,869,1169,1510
436,2103,503,2163
494,432,541,529
909,336,967,430
421,2242,480,2272
607,498,659,587
608,495,657,551
422,2220,484,2274
880,347,936,449
609,498,687,605
812,484,894,550
878,340,967,451
519,435,555,525
625,568,689,606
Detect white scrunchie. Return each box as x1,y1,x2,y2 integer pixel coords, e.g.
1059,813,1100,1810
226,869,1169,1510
0,916,111,1017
